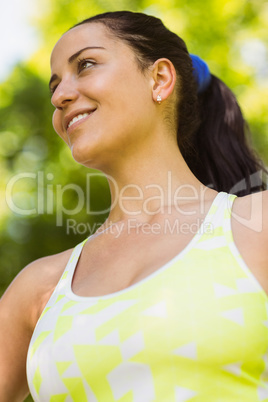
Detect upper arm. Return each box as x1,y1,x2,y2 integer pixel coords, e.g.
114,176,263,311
0,271,33,401
0,249,73,402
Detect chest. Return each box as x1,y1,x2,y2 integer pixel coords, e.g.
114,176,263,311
72,214,268,298
27,250,268,401
72,228,196,297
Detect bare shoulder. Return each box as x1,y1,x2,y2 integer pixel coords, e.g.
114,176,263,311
0,247,74,330
231,190,268,294
232,190,268,235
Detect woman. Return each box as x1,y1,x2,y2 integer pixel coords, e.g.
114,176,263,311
1,10,268,402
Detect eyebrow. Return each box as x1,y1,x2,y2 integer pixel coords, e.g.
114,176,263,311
49,46,105,91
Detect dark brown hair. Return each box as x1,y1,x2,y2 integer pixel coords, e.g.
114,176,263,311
73,11,267,195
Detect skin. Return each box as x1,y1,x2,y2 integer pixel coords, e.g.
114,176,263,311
0,22,267,401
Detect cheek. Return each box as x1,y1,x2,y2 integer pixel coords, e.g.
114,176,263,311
52,110,68,143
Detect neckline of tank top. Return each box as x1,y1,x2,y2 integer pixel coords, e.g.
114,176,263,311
65,191,231,301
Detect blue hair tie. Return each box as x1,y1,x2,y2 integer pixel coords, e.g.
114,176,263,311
190,54,211,93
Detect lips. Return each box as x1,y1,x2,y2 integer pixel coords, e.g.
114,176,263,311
64,108,96,131
68,113,89,129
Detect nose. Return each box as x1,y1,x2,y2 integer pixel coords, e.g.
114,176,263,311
51,79,79,109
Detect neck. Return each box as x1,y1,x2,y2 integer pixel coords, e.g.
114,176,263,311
98,138,209,225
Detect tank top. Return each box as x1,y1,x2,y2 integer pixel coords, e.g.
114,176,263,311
26,192,268,401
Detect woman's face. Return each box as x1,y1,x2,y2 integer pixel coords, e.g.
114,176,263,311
50,23,155,169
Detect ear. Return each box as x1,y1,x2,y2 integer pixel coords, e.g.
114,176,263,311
150,58,176,103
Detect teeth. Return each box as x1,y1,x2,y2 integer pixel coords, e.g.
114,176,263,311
68,113,89,128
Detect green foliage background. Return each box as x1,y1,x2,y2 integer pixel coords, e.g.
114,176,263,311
0,1,267,400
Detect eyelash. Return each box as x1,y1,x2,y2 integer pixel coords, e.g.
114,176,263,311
77,58,95,72
50,58,95,95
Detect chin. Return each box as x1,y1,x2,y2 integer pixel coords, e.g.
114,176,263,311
71,147,92,166
70,142,101,170
69,135,117,171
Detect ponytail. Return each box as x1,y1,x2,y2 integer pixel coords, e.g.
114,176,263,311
183,75,267,196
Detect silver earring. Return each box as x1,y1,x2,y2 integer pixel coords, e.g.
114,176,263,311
157,95,162,104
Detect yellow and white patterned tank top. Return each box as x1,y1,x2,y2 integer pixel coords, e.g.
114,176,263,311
27,192,268,401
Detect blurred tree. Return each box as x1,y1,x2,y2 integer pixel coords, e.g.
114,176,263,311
0,1,267,400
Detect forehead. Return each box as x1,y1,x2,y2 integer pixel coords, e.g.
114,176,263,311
50,23,128,67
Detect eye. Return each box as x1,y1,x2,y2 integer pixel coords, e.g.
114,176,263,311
77,59,95,72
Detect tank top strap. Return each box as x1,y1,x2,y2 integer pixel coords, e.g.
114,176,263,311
222,193,238,240
52,237,88,298
202,191,237,233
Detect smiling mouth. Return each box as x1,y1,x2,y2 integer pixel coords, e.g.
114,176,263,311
68,113,90,129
